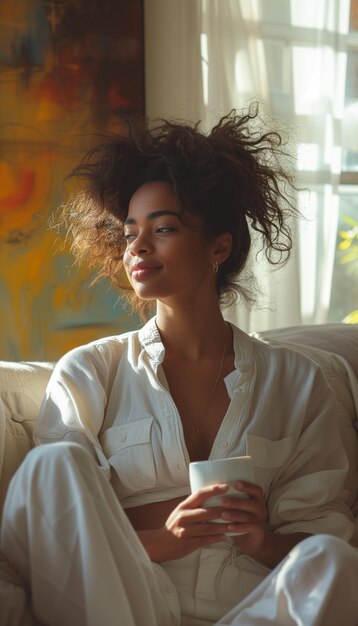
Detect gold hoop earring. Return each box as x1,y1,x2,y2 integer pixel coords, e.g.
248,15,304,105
212,261,219,274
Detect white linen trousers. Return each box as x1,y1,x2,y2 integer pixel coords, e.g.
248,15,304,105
1,442,358,626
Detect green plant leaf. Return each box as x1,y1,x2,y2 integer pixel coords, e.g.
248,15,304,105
342,310,358,324
342,215,358,228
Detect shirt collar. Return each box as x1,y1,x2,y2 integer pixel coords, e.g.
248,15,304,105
138,316,165,363
138,316,255,375
224,322,255,394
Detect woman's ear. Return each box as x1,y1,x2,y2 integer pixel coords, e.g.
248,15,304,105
212,232,232,266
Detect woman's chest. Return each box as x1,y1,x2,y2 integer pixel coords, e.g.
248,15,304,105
98,361,301,504
162,354,236,461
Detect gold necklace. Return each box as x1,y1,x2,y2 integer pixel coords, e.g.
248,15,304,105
190,329,229,448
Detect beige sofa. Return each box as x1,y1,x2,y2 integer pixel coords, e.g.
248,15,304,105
1,324,358,545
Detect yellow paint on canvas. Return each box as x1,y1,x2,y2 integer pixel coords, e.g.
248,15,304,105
0,0,143,361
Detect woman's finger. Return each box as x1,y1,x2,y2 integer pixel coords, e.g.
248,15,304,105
220,510,256,525
172,519,231,538
226,521,266,538
233,481,265,501
177,504,233,525
178,484,229,509
221,497,267,521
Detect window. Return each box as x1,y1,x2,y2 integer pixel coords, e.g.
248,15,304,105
199,0,357,325
244,0,357,323
330,0,358,322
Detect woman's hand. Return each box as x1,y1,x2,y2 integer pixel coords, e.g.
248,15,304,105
219,481,310,567
138,484,231,562
137,481,309,566
219,481,269,558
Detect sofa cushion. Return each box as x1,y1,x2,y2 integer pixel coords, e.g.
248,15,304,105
0,408,34,522
0,361,54,422
0,361,54,520
260,324,358,381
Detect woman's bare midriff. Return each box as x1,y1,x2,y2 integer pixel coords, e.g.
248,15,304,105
125,496,186,530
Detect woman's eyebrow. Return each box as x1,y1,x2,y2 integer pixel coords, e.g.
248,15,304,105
124,210,181,225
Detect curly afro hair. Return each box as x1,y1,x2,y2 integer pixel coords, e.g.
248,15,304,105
58,105,298,316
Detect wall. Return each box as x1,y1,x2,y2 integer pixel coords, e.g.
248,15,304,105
0,0,143,361
144,0,203,121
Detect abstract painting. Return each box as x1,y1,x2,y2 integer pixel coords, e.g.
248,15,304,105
0,0,143,360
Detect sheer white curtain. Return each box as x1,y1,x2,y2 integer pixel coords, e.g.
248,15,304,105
199,0,302,331
144,0,350,331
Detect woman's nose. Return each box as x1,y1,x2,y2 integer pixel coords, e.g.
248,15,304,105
128,233,153,255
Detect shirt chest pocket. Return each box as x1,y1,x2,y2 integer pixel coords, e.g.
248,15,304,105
246,433,294,493
100,417,156,497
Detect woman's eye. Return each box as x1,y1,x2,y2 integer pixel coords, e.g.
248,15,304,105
124,233,136,241
156,227,174,234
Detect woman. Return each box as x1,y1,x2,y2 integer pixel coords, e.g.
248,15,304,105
1,108,358,626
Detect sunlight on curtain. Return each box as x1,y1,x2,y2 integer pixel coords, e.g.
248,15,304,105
144,0,351,330
206,0,351,329
285,0,350,324
199,0,303,331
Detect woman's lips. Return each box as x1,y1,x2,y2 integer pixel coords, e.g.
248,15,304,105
131,265,162,280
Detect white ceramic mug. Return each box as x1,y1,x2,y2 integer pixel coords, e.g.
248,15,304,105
189,455,254,535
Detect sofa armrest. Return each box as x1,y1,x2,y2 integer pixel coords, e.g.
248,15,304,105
0,404,34,521
0,361,54,522
252,325,358,529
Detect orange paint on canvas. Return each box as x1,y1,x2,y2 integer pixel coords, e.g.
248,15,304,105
0,169,35,212
0,150,52,231
0,0,144,361
108,86,133,109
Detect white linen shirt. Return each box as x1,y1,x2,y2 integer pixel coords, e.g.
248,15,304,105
34,317,354,540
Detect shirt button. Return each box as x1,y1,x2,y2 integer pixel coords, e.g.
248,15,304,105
220,441,229,449
120,434,127,443
164,585,173,594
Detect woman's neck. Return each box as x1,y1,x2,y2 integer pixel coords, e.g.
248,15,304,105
155,299,230,361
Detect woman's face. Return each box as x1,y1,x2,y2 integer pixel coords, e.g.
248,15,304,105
122,181,221,304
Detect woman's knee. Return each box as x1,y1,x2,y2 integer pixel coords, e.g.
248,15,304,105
11,442,95,492
25,440,91,467
4,442,99,524
291,533,358,571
